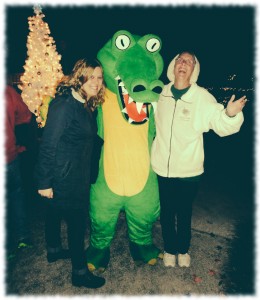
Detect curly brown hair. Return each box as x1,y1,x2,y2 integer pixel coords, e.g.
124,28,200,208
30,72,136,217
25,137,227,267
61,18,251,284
56,58,105,111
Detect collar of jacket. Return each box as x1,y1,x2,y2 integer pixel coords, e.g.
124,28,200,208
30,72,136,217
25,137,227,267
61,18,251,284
71,88,86,103
162,82,198,103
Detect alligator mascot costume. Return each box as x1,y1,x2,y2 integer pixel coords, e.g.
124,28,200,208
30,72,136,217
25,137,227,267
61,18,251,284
86,30,164,271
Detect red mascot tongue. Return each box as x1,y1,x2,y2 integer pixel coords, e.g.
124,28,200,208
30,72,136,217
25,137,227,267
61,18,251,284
123,94,147,123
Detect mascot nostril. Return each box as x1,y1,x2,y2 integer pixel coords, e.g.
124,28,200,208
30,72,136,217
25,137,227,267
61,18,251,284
86,30,164,271
152,86,163,94
133,85,146,92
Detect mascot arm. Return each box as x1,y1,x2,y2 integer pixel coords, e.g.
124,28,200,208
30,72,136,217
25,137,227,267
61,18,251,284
96,105,104,139
148,106,156,151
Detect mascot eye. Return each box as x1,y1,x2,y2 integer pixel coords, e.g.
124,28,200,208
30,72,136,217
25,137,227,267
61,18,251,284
115,34,131,50
146,38,161,53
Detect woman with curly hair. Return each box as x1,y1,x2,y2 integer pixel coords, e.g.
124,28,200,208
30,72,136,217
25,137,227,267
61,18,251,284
35,58,106,288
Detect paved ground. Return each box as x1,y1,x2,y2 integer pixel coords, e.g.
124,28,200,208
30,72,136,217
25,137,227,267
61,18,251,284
4,166,255,297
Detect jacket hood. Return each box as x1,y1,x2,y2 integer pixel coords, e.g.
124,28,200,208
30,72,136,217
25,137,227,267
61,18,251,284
167,53,200,84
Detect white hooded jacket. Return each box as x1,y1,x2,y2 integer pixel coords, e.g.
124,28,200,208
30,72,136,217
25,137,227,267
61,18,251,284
151,54,244,178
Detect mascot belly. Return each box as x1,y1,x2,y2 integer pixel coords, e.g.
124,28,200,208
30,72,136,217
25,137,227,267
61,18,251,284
86,30,164,271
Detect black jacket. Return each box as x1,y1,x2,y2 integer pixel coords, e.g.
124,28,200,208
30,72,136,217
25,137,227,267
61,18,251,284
35,93,97,209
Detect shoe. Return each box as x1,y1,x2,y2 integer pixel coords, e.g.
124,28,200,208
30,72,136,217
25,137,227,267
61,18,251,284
178,253,191,267
47,249,71,263
72,271,105,288
163,251,176,267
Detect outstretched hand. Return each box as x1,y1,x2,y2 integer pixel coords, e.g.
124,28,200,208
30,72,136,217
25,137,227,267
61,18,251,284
226,95,247,117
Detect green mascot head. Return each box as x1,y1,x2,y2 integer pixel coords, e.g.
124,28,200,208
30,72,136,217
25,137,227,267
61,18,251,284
97,30,164,124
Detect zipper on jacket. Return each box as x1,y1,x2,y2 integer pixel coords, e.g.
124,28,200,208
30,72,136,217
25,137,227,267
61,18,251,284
166,98,177,177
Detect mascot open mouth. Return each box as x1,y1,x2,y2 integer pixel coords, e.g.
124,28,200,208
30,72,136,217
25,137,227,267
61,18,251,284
116,76,157,124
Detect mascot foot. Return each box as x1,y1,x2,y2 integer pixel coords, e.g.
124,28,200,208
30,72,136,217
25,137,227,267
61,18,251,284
134,257,159,266
97,267,106,273
87,263,106,274
129,241,162,265
147,258,157,265
158,252,164,259
133,260,143,267
86,245,110,272
87,263,96,272
147,253,163,265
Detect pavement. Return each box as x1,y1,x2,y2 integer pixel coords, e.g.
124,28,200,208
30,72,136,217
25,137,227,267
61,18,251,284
4,166,254,297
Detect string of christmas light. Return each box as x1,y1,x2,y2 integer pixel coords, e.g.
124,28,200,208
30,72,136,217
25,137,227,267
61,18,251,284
19,5,63,126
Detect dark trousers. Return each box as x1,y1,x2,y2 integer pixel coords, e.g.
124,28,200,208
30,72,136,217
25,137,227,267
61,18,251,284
45,204,87,272
158,176,199,255
6,157,29,249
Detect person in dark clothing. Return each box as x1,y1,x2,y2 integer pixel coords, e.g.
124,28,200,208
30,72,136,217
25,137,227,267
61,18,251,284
5,85,32,256
35,58,106,289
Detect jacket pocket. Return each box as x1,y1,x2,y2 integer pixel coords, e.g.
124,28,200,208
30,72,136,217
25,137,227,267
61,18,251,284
60,161,72,179
54,160,72,181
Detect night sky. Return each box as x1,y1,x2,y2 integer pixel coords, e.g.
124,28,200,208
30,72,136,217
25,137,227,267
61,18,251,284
5,4,255,89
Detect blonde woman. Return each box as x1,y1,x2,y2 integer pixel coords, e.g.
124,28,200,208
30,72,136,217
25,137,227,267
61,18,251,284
35,58,105,288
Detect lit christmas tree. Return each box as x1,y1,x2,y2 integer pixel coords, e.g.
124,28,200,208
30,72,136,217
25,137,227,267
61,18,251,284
19,5,63,126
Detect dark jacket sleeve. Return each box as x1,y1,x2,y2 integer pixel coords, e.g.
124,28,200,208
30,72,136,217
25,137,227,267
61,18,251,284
90,134,104,184
35,98,72,190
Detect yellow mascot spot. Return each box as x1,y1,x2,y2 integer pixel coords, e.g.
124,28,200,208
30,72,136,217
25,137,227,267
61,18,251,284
147,258,157,265
87,263,96,272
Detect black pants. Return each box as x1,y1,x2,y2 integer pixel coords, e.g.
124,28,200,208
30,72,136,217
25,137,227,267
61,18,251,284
6,157,29,249
158,176,199,255
45,204,87,272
